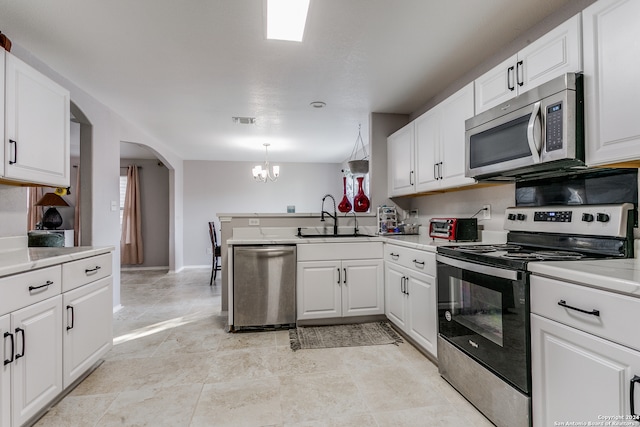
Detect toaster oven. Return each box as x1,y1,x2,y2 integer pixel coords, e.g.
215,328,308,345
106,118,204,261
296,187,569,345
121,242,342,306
429,218,478,241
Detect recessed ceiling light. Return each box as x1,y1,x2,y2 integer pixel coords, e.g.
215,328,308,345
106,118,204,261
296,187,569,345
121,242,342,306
310,101,326,109
232,116,256,125
266,0,310,42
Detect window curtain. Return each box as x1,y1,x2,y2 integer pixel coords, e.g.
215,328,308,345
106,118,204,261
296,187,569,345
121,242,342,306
27,187,44,230
120,165,143,264
73,165,81,246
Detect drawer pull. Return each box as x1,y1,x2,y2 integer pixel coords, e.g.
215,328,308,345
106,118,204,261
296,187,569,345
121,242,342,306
14,328,25,360
28,280,53,292
557,300,600,317
85,266,102,274
3,332,14,365
413,259,425,267
66,305,75,331
390,253,399,259
631,375,640,420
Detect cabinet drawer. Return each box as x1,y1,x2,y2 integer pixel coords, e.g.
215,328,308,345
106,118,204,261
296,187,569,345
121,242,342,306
62,253,112,292
0,266,62,315
384,244,435,276
297,242,383,261
531,275,640,352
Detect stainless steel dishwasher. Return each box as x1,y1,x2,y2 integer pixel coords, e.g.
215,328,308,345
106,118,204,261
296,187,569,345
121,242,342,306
232,245,296,331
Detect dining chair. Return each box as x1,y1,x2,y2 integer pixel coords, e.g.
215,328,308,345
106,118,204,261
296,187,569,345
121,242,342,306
208,222,221,285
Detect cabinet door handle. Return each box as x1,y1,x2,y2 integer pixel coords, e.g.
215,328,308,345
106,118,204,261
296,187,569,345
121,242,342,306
516,60,524,86
337,268,341,285
400,277,405,294
3,332,14,366
631,375,640,420
14,328,25,360
438,162,443,180
9,139,17,164
409,170,414,186
404,277,409,296
66,305,75,331
507,66,515,91
85,266,101,274
28,280,53,292
433,163,438,180
557,300,600,317
343,268,347,284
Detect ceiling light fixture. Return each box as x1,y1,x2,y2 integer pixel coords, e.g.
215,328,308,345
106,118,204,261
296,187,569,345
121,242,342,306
266,0,310,42
310,101,326,108
252,143,280,183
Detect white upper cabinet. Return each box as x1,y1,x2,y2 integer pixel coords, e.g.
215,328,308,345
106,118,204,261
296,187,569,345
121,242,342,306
387,122,415,197
583,0,640,166
4,52,70,187
475,13,582,113
389,83,475,197
415,82,475,193
0,52,4,179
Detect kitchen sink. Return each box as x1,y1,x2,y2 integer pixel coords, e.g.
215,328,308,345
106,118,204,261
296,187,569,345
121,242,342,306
296,233,376,239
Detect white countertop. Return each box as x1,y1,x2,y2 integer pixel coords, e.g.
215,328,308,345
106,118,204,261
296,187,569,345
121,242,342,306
529,258,640,298
0,241,115,278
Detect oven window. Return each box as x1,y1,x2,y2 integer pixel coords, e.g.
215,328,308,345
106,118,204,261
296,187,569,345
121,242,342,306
469,114,532,169
450,277,504,346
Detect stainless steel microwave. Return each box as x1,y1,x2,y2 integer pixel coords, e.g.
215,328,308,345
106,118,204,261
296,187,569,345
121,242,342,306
465,73,584,181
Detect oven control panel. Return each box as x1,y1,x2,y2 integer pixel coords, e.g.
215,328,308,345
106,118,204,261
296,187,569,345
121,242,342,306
533,211,572,222
504,204,633,237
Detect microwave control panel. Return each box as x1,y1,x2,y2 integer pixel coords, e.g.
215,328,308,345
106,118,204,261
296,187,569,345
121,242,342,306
545,102,563,152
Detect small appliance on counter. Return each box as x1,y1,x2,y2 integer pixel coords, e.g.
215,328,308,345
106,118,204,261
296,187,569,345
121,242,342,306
429,218,478,241
377,206,420,235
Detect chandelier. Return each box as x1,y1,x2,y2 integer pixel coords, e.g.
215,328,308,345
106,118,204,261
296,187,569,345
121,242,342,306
252,143,280,182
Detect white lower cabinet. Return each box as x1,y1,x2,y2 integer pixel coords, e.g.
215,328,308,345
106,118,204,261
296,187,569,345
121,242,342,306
384,245,437,357
532,314,640,426
63,277,113,388
0,251,113,427
297,259,384,320
1,315,10,427
11,296,63,427
531,275,640,426
297,243,384,321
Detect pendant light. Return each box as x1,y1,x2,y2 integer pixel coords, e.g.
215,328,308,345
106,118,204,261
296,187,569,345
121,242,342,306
252,143,280,182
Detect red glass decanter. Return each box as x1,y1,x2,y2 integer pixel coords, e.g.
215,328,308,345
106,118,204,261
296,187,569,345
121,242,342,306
338,176,352,213
353,176,370,212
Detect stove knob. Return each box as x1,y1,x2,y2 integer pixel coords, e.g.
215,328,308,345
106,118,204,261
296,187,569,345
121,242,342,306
582,213,594,222
507,213,517,221
597,213,610,223
516,213,527,221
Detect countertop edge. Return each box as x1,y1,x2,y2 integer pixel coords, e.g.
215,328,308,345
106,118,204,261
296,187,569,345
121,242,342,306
0,246,116,278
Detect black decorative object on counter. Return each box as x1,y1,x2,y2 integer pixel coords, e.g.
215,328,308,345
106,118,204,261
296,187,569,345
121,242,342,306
35,192,70,229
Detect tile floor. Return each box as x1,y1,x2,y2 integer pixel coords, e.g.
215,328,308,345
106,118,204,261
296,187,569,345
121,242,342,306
35,269,494,427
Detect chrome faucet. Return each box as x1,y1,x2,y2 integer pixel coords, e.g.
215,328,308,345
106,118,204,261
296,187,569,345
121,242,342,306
321,194,338,235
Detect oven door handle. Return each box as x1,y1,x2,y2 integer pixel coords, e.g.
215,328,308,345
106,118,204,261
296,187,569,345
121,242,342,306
436,254,520,281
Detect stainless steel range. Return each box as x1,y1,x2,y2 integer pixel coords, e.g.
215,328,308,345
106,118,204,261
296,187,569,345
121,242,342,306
436,203,635,427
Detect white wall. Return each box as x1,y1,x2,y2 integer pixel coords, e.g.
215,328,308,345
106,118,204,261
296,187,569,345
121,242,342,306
0,185,27,237
183,160,343,267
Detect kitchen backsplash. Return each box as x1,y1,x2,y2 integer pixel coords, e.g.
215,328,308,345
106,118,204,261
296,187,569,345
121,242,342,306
0,185,27,238
407,183,515,233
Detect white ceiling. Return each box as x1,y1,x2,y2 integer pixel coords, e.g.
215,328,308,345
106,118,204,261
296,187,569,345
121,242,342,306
0,0,572,163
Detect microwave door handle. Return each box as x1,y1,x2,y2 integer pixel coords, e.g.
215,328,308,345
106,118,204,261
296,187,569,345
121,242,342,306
527,101,542,163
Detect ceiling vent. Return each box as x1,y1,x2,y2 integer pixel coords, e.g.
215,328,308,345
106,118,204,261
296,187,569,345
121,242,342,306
232,116,256,125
